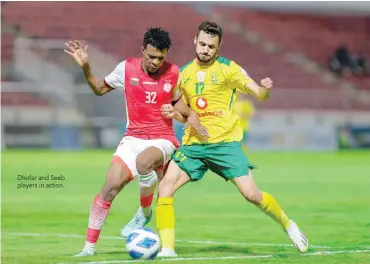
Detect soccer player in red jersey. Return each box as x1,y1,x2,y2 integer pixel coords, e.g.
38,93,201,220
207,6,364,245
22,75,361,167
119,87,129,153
65,28,206,257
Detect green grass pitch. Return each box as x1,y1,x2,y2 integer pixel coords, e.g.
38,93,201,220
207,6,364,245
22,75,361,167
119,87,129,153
2,149,370,264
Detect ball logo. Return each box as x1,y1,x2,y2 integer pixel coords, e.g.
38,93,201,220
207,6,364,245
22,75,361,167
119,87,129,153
195,97,208,110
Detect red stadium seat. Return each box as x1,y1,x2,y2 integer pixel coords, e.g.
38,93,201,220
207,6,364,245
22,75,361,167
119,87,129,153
2,2,369,109
214,6,370,92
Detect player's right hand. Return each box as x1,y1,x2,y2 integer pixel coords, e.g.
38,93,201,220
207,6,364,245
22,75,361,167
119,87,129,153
64,40,89,68
161,104,176,119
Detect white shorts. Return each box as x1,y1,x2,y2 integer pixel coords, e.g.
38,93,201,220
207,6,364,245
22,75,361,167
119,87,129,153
113,136,176,178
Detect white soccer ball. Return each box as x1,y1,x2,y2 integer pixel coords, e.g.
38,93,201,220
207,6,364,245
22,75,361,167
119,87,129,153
125,227,161,260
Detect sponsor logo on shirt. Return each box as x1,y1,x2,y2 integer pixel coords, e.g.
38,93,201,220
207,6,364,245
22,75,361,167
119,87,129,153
195,96,208,110
143,81,158,85
197,110,224,118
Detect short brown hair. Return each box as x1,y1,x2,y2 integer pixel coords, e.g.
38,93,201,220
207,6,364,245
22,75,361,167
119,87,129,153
197,21,223,43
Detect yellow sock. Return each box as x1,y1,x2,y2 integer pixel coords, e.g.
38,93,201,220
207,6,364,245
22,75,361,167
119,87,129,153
258,192,290,230
156,197,175,249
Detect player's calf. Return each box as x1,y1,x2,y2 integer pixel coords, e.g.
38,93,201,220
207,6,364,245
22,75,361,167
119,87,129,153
232,174,263,205
156,161,190,255
75,158,132,257
139,171,158,215
136,146,164,214
99,169,131,202
120,171,157,237
232,171,309,252
121,146,165,237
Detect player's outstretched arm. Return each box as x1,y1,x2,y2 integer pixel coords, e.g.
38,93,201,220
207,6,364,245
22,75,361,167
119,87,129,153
244,78,273,101
174,98,209,141
64,40,113,96
161,104,187,123
161,99,209,141
172,97,191,118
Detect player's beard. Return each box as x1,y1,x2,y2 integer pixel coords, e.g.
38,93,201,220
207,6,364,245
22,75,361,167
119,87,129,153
196,53,215,64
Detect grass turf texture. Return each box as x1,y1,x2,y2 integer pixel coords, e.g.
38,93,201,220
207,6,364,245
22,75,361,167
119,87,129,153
2,150,370,264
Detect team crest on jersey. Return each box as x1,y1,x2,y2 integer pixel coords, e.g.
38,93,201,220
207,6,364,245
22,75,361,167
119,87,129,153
195,96,208,110
211,72,217,84
197,71,206,82
130,77,139,86
163,80,172,93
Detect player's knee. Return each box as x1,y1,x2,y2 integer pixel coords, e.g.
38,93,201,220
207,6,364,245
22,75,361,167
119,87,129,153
136,147,164,175
136,156,156,175
243,191,263,205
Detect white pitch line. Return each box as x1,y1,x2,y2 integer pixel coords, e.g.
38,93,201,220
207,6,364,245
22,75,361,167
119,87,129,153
177,239,326,248
75,249,370,264
78,254,274,264
0,232,341,249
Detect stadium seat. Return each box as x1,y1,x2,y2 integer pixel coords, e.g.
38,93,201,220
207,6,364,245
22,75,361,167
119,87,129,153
2,2,369,109
213,6,370,92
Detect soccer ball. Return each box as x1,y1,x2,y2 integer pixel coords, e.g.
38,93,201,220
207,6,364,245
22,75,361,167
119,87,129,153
125,227,161,260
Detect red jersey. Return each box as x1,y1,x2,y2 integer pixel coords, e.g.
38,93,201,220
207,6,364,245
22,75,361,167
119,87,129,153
104,58,181,147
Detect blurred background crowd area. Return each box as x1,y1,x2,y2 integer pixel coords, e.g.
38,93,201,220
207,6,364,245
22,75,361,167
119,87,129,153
1,1,370,151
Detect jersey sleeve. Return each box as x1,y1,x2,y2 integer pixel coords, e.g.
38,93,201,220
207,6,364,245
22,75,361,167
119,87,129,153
181,91,189,105
104,61,126,89
172,73,182,102
228,61,254,93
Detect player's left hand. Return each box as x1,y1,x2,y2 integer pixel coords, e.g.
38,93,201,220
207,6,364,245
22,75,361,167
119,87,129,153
186,111,210,142
260,78,273,89
161,104,176,119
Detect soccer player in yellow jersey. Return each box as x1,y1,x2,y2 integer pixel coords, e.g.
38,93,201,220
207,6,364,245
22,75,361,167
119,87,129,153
156,21,309,257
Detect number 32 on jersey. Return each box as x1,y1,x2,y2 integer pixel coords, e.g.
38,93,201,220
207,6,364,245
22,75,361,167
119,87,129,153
145,91,157,104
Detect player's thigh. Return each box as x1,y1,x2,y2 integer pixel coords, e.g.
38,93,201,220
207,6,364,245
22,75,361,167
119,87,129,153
231,170,262,205
113,136,143,179
150,139,177,164
172,145,208,182
155,160,170,182
206,141,256,181
136,146,164,174
136,139,177,173
158,160,191,197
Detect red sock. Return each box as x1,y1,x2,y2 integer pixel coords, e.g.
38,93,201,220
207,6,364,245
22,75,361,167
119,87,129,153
141,193,154,208
86,194,112,244
139,171,157,217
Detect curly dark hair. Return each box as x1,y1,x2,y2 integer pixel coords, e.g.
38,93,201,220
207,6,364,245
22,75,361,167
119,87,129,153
197,21,223,43
143,27,172,50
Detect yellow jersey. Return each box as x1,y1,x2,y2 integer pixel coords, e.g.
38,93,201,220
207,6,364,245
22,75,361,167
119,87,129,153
179,56,254,145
